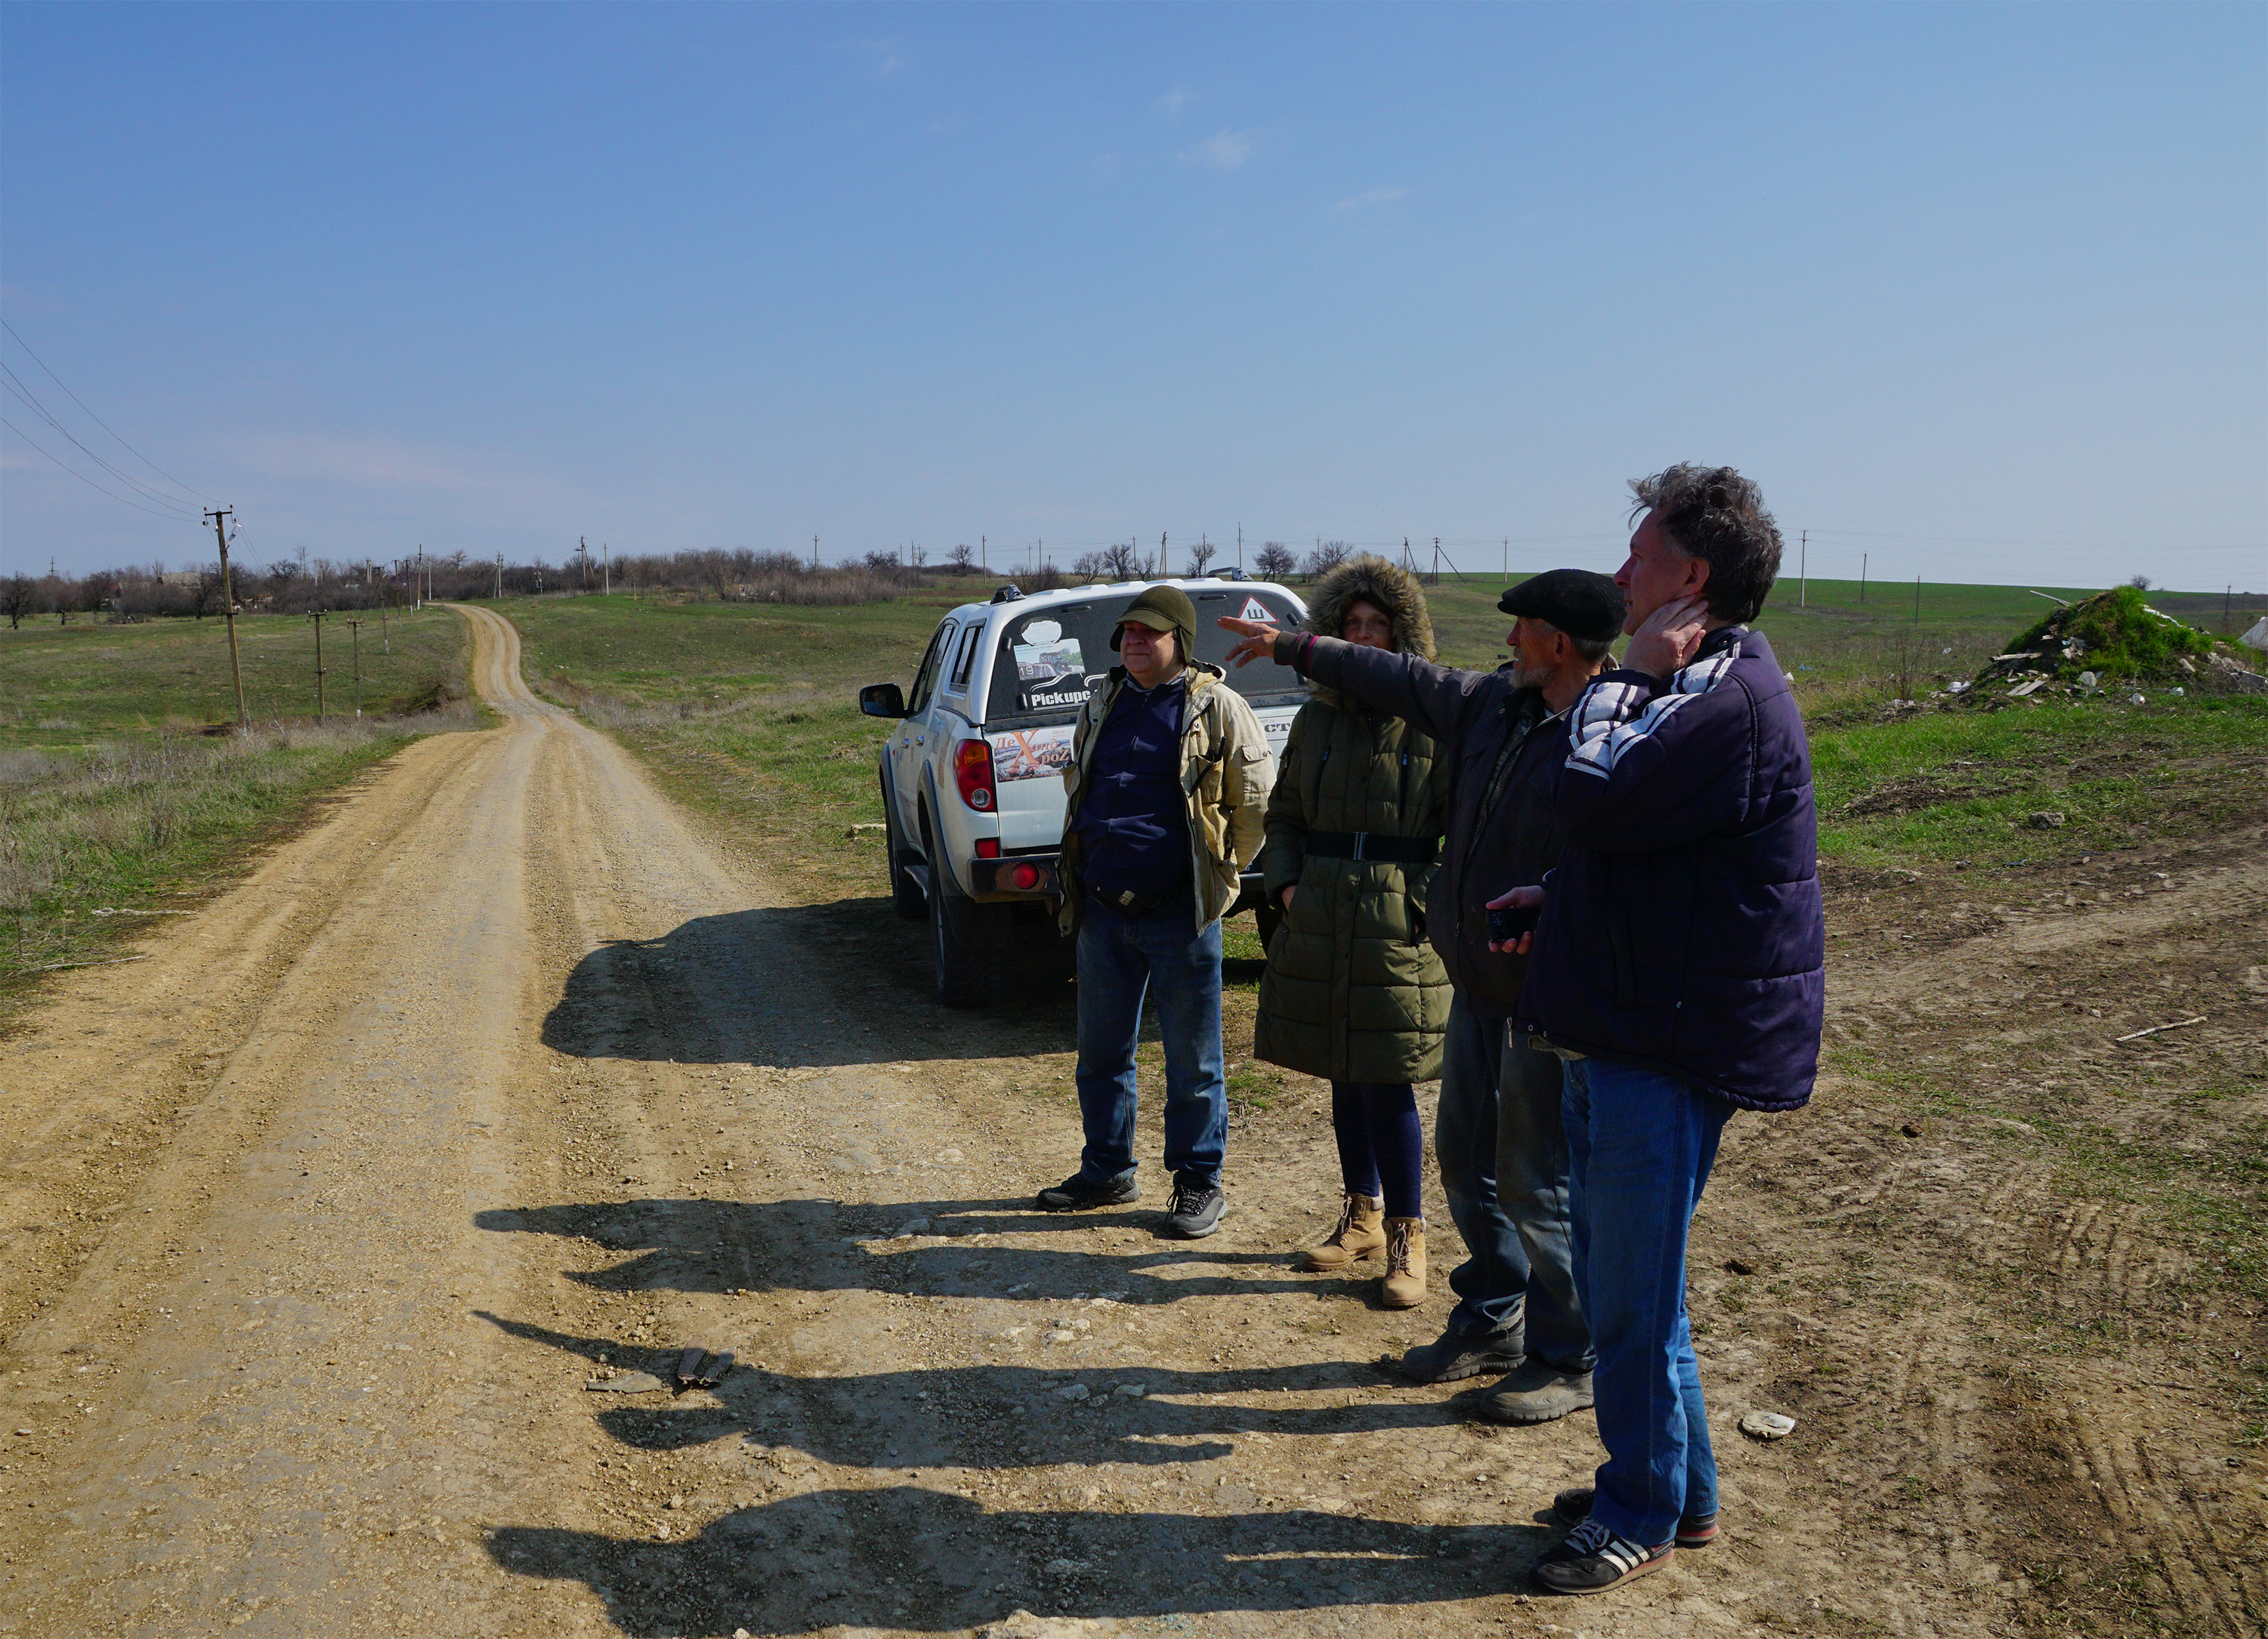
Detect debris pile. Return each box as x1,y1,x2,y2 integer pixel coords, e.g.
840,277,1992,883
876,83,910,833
1974,586,2263,701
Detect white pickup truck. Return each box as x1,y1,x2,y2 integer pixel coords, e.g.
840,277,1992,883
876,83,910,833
859,577,1312,1006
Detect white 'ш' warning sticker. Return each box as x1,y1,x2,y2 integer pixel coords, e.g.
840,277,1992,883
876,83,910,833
1238,597,1272,622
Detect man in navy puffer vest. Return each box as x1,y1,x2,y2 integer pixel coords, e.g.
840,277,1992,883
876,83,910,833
1504,465,1825,1597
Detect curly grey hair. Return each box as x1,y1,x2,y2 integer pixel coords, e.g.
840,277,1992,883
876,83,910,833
1628,464,1783,625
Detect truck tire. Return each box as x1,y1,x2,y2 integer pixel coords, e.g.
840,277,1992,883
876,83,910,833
1255,900,1283,955
882,784,925,921
925,823,1010,1008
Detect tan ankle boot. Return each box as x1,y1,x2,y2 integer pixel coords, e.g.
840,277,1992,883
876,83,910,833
1380,1217,1427,1308
1296,1193,1386,1270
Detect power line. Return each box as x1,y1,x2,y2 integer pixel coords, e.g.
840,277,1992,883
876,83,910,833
0,412,205,521
0,366,202,517
0,317,216,504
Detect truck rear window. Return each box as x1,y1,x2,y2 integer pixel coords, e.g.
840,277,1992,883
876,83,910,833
984,588,1311,725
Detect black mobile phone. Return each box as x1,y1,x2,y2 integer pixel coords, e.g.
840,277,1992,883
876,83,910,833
1486,903,1540,944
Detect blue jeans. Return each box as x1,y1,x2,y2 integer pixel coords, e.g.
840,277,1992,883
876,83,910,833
1562,1056,1732,1547
1073,893,1227,1187
1435,997,1590,1369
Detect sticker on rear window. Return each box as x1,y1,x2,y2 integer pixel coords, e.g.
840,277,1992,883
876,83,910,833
1013,636,1089,709
1238,597,1273,622
989,724,1076,782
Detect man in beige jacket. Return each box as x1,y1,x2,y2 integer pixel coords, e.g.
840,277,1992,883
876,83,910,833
1038,584,1273,1238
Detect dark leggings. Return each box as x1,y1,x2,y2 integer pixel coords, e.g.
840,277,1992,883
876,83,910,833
1331,1081,1424,1220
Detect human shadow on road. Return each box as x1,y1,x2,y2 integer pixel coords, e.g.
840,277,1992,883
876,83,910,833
475,1195,1353,1304
491,1486,1543,1635
539,903,1082,1069
480,1312,1466,1472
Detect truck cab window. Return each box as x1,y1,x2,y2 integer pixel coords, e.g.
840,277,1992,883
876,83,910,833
907,621,955,715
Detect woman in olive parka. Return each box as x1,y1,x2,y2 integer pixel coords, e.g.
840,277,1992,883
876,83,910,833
1254,554,1451,1307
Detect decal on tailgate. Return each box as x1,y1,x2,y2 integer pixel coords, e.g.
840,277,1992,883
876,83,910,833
989,724,1076,782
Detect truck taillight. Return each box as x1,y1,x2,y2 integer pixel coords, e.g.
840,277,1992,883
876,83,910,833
1009,861,1043,890
953,739,996,810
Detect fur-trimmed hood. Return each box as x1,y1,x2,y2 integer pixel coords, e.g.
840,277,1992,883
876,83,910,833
1303,554,1436,705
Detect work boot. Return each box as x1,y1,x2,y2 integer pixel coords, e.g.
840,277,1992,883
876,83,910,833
1159,1175,1226,1239
1380,1218,1427,1309
1475,1357,1596,1425
1036,1171,1141,1212
1388,1320,1523,1384
1296,1192,1385,1271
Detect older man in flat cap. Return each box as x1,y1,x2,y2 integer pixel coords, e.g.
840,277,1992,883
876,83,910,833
1222,567,1622,1424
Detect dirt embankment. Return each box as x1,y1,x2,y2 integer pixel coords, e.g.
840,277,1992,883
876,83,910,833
0,605,2259,1638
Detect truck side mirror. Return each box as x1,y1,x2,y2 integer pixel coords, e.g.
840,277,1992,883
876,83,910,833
860,682,908,718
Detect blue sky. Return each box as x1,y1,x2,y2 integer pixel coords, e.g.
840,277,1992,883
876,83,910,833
3,2,2262,589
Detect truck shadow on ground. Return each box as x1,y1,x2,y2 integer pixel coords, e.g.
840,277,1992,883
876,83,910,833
490,1486,1547,1635
539,902,1270,1067
480,1312,1476,1471
476,1196,1361,1305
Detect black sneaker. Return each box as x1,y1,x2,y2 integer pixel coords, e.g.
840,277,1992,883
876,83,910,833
1035,1171,1140,1212
1159,1177,1225,1239
1552,1486,1719,1548
1388,1322,1524,1384
1532,1517,1674,1595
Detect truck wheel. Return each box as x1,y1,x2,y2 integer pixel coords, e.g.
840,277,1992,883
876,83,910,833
1255,901,1283,954
882,787,925,921
925,831,1010,1008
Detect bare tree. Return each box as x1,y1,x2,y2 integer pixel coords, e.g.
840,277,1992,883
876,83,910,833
1098,540,1145,579
2129,574,2152,591
1185,537,1217,577
1302,540,1351,579
1,574,35,629
947,542,978,573
1253,542,1298,580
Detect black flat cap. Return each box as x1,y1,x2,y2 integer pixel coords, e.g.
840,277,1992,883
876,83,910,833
1498,569,1625,644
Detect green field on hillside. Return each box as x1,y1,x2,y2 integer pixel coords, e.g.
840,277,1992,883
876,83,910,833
0,605,470,748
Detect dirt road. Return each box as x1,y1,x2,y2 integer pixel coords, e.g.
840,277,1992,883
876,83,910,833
1,605,2259,1638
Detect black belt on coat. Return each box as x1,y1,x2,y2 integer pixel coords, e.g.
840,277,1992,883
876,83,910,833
1302,832,1438,865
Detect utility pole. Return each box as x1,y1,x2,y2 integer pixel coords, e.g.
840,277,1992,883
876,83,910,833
1434,536,1441,585
1237,523,1244,570
1799,530,1807,609
495,553,503,600
346,618,363,718
981,535,987,572
1860,552,1868,604
2226,585,2233,631
1160,532,1167,576
310,610,327,723
204,508,248,732
1503,538,1509,579
602,542,610,595
1914,574,1922,625
416,545,424,610
813,534,820,570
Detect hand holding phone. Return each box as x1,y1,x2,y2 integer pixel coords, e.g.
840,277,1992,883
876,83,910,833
1484,884,1547,955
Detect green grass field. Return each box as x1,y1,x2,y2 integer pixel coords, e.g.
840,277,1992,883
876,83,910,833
0,607,474,1006
502,578,2268,909
0,605,469,748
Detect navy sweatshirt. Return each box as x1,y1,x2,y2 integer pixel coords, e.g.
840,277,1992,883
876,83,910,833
1074,674,1193,897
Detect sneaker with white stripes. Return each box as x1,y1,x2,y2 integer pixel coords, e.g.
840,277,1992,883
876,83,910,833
1532,1515,1674,1595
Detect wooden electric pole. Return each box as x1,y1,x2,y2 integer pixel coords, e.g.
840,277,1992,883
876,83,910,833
1799,530,1807,608
1860,552,1868,604
204,507,248,731
310,610,327,723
